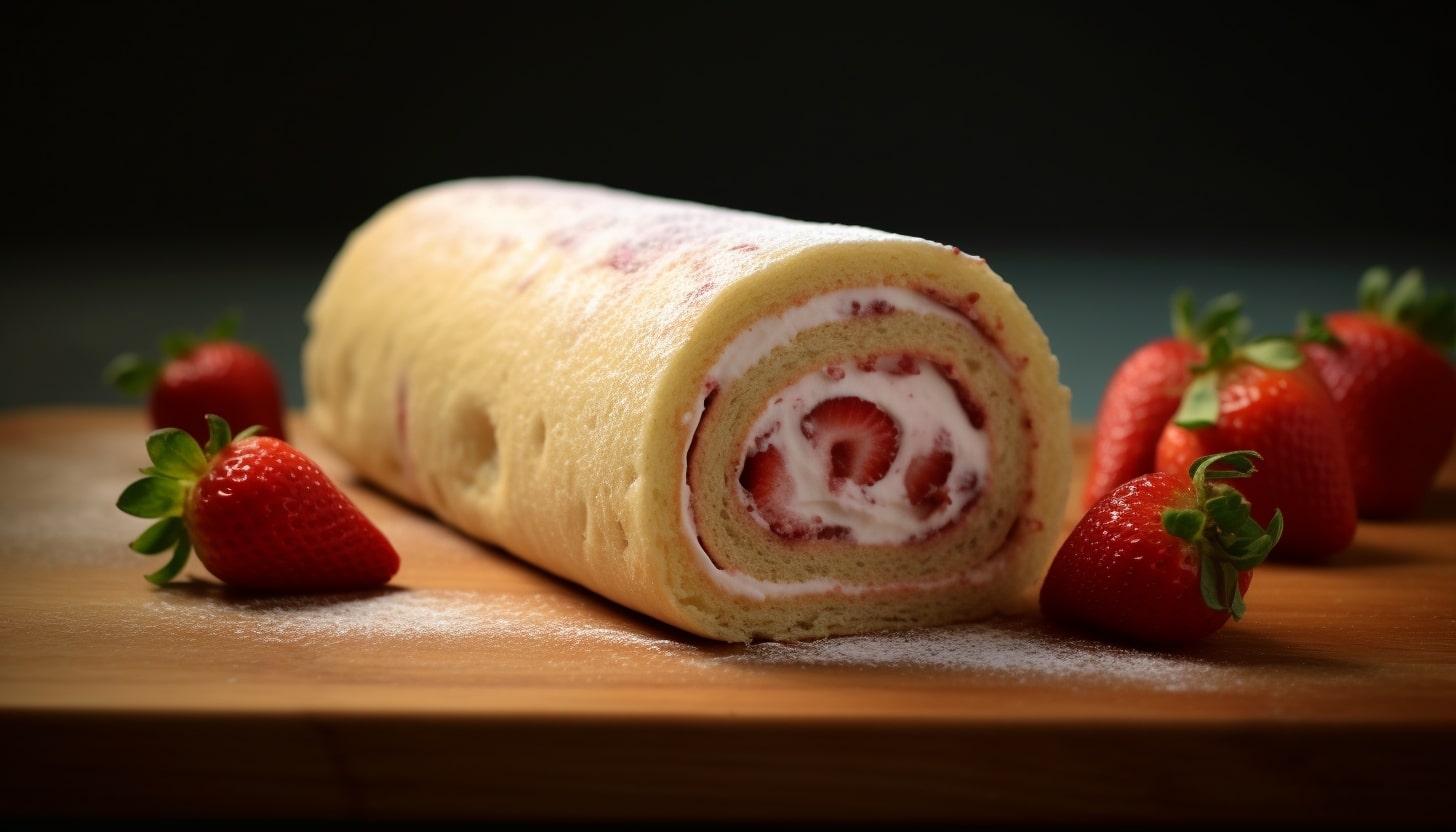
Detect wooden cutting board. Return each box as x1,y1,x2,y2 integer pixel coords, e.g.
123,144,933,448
2,407,1453,823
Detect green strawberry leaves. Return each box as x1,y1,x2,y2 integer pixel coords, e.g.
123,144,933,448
1359,266,1455,350
103,310,247,398
1161,508,1205,542
128,519,192,586
1300,266,1455,353
1173,328,1304,429
1166,290,1268,430
116,414,262,585
1171,290,1249,345
1161,450,1283,620
157,309,243,359
144,428,208,478
1172,374,1221,430
103,353,161,398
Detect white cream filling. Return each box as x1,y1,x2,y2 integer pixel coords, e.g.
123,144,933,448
678,286,1000,600
743,359,987,544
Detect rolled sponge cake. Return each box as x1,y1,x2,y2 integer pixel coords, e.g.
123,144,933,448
303,177,1072,643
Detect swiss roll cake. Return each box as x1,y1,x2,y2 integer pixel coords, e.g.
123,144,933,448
302,178,1072,643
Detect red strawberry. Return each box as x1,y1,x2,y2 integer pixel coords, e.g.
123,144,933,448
740,444,812,538
105,312,289,445
739,397,903,541
1155,333,1357,562
903,440,955,517
1082,291,1246,510
116,414,400,593
1041,450,1281,647
1298,267,1456,518
800,396,899,487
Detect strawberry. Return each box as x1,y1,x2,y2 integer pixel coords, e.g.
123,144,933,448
739,396,903,541
116,414,400,593
903,438,955,517
800,396,899,487
740,444,811,538
105,312,289,445
1040,450,1281,647
1155,330,1357,561
1081,291,1247,510
1298,267,1456,518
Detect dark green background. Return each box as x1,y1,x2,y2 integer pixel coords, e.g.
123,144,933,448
6,4,1452,424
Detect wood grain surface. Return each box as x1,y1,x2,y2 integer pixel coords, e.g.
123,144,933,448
2,407,1453,823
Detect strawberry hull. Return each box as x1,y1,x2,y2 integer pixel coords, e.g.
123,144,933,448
302,178,1072,643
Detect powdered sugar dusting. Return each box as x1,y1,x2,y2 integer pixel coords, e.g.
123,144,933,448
142,589,686,653
134,589,1235,690
735,620,1239,690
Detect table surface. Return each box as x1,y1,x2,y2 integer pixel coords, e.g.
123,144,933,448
2,406,1453,823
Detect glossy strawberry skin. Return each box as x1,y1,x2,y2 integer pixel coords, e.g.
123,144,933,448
1155,362,1357,562
150,341,289,446
1082,337,1202,510
184,435,400,592
1041,472,1253,646
1302,312,1456,518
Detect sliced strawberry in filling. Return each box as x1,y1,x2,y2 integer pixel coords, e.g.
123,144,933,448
800,396,900,490
740,444,808,538
739,443,852,541
904,432,955,518
730,355,987,545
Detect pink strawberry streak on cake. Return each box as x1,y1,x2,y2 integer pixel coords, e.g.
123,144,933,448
678,286,1014,601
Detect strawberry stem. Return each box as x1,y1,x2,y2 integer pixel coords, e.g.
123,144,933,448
1160,450,1283,620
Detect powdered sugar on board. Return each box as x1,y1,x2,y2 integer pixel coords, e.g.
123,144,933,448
133,587,1248,691
140,588,687,652
731,620,1243,691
